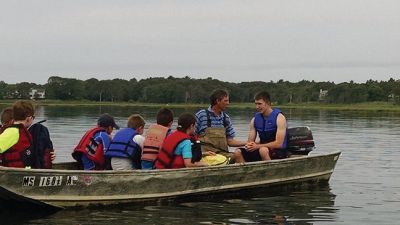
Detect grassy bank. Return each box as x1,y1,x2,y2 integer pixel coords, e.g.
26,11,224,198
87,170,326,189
1,100,399,111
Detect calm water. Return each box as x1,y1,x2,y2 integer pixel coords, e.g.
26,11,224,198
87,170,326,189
1,105,400,224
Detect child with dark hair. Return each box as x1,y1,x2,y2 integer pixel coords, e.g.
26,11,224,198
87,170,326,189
0,107,14,134
155,113,214,169
73,113,119,170
1,104,56,168
0,101,35,168
141,108,174,169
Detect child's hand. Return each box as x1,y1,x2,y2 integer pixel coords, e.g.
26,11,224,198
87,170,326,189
50,150,56,161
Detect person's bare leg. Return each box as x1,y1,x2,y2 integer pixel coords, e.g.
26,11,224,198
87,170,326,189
259,147,271,161
234,148,245,163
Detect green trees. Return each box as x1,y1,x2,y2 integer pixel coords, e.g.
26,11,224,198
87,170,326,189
0,81,7,99
1,76,399,104
46,76,85,100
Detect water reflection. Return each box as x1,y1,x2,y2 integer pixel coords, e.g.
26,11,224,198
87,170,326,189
18,185,335,225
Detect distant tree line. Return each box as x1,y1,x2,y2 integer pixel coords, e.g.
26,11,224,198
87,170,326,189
1,76,399,104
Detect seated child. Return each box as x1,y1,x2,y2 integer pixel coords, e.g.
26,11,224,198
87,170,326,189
0,101,35,168
0,107,14,134
1,105,56,168
155,112,214,169
141,108,174,169
72,113,119,170
106,114,145,170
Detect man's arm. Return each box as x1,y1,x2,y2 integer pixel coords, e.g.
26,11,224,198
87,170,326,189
247,117,257,142
265,114,287,149
227,138,247,147
225,115,246,147
243,117,259,151
194,110,205,135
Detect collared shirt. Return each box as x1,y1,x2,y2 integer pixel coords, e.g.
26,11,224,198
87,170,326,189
195,106,235,138
0,127,19,153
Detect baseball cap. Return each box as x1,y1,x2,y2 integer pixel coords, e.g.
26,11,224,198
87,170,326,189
97,113,120,129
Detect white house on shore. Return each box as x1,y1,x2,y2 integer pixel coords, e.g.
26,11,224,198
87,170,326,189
29,89,46,99
319,89,328,102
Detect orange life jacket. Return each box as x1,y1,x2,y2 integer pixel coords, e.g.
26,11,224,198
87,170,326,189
141,124,169,162
155,131,188,169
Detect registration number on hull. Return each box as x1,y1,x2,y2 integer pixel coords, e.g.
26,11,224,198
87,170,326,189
22,175,78,187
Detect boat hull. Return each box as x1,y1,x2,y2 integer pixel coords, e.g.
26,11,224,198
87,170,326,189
0,151,340,208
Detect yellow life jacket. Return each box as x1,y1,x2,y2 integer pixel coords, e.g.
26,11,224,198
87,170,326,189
201,154,229,166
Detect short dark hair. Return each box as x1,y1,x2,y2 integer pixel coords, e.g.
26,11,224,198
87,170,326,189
1,107,13,125
13,100,34,121
254,91,271,103
156,108,173,126
98,113,119,129
177,112,196,133
210,89,229,106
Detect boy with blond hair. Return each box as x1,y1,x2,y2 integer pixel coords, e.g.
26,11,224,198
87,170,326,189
106,114,145,170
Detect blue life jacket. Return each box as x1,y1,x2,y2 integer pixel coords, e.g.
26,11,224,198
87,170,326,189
254,108,288,148
106,128,140,159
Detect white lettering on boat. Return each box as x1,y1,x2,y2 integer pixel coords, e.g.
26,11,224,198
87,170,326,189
22,176,35,186
66,175,78,186
38,176,63,187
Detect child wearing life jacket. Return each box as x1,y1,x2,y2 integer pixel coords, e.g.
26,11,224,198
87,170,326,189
0,107,14,134
106,114,145,170
155,113,215,169
72,113,119,170
1,105,56,168
141,108,174,170
0,101,35,168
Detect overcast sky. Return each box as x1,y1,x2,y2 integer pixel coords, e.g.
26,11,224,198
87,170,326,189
1,0,399,84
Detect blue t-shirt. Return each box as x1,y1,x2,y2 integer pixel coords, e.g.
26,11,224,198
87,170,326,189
174,139,192,159
195,106,235,138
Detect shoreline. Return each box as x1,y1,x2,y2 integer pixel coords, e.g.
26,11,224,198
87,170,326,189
1,100,399,111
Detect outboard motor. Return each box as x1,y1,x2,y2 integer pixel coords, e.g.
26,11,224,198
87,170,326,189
286,126,315,155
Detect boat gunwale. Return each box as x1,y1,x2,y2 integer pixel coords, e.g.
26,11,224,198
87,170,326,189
0,150,341,175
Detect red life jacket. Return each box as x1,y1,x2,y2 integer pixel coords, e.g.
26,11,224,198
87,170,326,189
1,124,33,168
72,127,106,169
141,124,169,162
155,131,189,169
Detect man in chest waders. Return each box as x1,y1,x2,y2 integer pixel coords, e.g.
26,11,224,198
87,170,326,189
195,89,246,164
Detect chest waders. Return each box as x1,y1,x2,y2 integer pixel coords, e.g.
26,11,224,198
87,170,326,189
199,110,230,157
